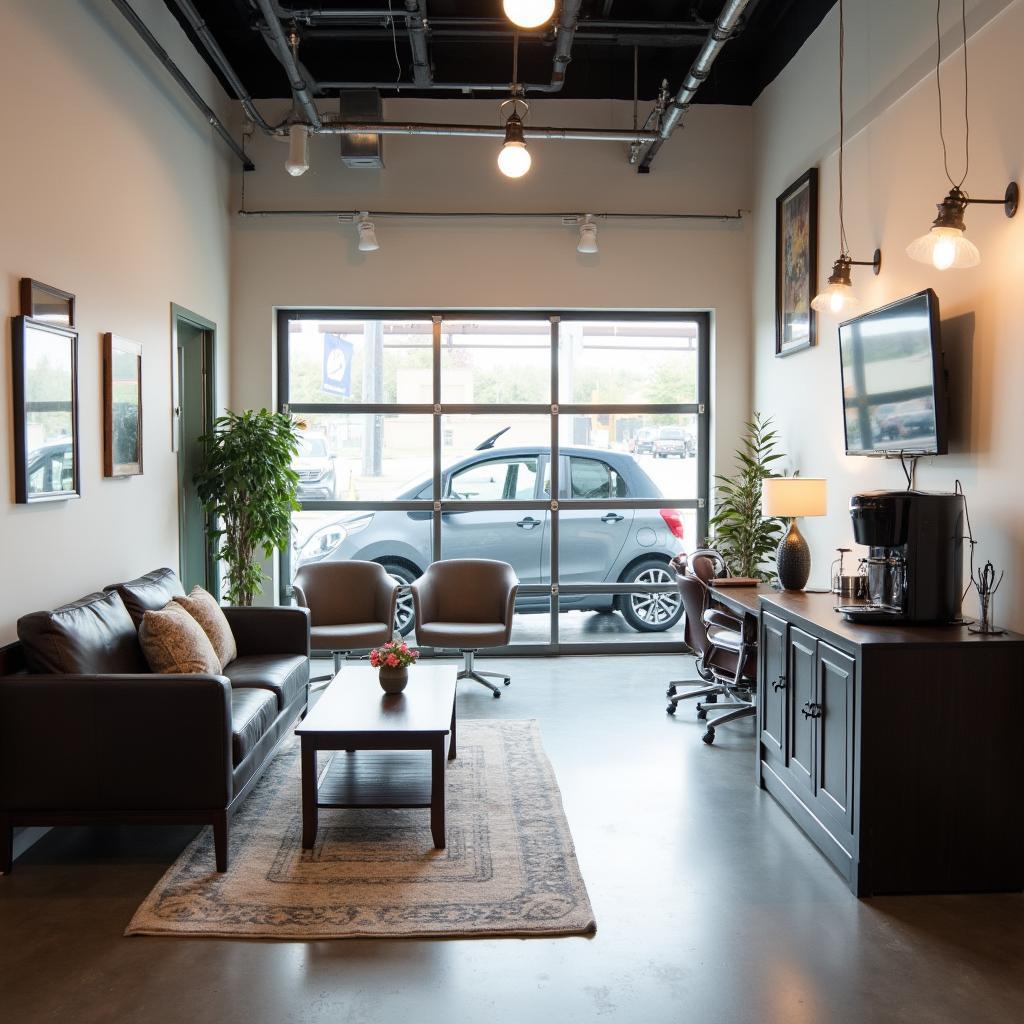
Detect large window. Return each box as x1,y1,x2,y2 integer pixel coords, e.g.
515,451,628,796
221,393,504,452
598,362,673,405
279,312,709,653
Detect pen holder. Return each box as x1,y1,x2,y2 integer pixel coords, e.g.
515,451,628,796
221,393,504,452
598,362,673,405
968,561,1006,635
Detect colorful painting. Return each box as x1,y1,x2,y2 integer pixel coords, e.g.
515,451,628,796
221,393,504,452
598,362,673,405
775,169,818,356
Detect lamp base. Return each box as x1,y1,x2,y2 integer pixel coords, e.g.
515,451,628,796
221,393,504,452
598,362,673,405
776,519,811,591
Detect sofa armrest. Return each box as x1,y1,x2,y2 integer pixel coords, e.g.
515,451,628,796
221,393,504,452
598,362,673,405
222,605,310,658
0,674,232,811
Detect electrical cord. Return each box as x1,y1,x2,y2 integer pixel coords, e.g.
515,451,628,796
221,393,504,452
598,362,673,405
955,478,977,608
838,0,849,257
386,0,403,83
935,0,970,191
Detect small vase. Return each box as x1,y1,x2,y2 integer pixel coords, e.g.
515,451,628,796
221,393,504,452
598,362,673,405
378,665,409,694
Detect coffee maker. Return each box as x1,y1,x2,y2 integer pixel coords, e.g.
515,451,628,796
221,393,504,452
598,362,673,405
840,491,964,623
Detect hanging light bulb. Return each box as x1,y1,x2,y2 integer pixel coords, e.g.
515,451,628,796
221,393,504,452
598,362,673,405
285,124,310,177
906,187,981,269
355,213,379,252
503,0,556,29
497,111,531,178
811,257,859,315
577,214,599,254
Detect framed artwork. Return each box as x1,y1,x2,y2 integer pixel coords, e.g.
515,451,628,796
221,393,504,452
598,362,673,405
19,278,76,328
103,333,144,477
775,168,818,356
11,316,80,503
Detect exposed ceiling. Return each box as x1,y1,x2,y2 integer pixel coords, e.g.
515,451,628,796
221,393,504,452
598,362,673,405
166,0,838,106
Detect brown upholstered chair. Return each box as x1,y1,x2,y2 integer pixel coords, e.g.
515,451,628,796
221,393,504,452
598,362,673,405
411,559,519,698
292,561,400,681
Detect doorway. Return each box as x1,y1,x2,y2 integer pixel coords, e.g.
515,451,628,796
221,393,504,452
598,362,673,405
172,304,217,596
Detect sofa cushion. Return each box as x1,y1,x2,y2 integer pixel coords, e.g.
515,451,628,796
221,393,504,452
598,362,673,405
230,688,278,767
139,602,222,675
174,586,237,669
223,654,308,712
107,568,185,629
17,590,147,674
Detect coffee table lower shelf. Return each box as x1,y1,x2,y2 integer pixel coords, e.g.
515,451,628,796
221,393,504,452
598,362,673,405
316,751,434,808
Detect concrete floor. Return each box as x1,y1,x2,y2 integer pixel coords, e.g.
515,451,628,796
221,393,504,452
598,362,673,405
1,655,1023,1024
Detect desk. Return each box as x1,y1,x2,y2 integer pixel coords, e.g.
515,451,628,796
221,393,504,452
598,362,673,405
713,584,1024,896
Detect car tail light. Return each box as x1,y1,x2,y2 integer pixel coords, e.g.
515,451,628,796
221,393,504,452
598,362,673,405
659,508,686,540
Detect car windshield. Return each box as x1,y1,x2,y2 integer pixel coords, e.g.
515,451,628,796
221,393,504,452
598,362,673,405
297,436,328,457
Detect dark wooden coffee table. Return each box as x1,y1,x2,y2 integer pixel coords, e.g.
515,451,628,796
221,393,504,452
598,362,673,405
295,664,458,849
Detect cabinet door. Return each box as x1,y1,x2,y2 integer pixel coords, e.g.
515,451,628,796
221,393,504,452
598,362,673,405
786,627,817,795
815,642,855,835
760,612,788,763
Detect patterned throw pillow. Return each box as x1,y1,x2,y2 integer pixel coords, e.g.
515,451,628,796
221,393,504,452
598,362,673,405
173,586,238,670
139,601,222,675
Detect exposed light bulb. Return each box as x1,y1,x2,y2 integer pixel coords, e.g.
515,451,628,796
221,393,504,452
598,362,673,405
356,213,379,252
285,124,310,177
577,214,599,254
497,112,531,178
811,256,861,315
503,0,556,29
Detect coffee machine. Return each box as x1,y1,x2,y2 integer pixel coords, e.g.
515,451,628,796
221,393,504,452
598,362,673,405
840,491,964,623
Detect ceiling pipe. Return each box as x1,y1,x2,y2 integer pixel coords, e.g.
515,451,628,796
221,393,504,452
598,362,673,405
238,208,745,221
169,0,282,134
109,0,255,169
316,120,659,142
637,0,754,172
551,0,583,89
252,0,323,129
404,1,433,87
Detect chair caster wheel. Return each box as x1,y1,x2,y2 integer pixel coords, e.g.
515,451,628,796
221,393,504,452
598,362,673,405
696,708,707,720
666,685,677,697
702,728,716,745
666,703,677,715
493,690,501,698
706,693,718,704
503,678,511,686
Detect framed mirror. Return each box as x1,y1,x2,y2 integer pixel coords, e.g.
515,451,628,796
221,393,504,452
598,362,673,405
103,333,143,477
19,278,76,328
11,316,80,503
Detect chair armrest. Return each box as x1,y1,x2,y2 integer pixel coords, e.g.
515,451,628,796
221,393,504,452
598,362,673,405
222,605,310,658
374,574,401,631
703,608,743,632
0,674,232,811
410,575,438,632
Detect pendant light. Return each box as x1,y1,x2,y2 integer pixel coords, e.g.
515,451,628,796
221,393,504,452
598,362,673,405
503,0,556,30
576,214,599,254
497,31,532,179
906,0,1018,270
811,0,881,316
285,124,310,177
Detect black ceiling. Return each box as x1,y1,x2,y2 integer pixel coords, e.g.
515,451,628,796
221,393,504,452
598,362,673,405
166,1,837,105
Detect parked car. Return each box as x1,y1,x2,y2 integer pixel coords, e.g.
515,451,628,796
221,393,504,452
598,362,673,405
292,445,686,635
630,428,656,454
24,439,75,496
293,432,336,500
653,426,696,459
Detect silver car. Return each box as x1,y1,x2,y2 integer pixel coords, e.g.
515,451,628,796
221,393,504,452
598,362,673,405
292,445,687,635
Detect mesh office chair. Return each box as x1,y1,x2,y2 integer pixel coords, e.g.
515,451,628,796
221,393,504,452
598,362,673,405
666,549,758,745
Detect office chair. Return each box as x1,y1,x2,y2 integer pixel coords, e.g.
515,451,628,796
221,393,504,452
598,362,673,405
666,549,757,744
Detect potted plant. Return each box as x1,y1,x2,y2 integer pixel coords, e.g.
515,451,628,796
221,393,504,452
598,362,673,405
193,409,301,605
708,414,786,581
369,640,420,693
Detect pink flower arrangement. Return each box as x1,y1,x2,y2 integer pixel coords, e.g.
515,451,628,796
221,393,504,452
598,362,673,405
369,639,420,670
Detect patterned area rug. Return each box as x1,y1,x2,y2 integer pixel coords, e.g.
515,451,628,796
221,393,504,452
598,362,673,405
126,720,596,939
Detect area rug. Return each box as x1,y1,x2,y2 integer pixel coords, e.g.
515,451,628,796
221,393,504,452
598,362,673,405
126,720,596,939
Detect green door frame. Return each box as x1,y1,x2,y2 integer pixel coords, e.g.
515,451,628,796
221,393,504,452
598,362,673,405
171,303,219,599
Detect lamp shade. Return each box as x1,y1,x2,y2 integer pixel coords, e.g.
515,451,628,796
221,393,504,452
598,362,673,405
762,477,827,518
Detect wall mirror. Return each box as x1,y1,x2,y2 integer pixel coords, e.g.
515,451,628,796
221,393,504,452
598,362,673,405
19,278,76,327
11,316,80,503
103,333,143,477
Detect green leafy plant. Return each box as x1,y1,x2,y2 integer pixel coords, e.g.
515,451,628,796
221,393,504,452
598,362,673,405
193,409,301,606
708,414,786,580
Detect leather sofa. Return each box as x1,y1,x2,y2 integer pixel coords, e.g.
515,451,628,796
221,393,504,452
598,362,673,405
0,568,310,874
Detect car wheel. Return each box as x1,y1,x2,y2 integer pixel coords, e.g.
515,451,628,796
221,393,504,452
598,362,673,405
617,559,683,632
378,561,418,637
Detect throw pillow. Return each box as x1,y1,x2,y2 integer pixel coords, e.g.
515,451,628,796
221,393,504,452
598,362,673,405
173,586,238,670
139,601,222,675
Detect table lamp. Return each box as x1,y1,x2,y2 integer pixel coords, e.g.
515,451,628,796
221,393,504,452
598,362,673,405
761,478,828,590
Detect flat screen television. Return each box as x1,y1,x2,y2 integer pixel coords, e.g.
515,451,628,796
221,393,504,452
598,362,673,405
838,289,948,456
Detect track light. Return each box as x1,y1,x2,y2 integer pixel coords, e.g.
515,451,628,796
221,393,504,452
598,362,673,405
503,0,556,29
285,124,309,177
356,213,379,252
906,184,1018,270
497,110,531,179
577,214,599,254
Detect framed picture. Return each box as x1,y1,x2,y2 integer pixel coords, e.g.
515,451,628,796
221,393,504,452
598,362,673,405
19,278,76,328
775,168,818,356
103,333,144,477
11,316,80,503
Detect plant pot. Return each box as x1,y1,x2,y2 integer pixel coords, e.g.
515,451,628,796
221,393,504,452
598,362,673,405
378,665,409,694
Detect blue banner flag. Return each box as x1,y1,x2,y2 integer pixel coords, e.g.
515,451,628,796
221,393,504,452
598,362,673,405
322,334,353,397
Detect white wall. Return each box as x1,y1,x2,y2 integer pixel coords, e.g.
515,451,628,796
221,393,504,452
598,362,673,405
752,0,1024,624
0,0,233,643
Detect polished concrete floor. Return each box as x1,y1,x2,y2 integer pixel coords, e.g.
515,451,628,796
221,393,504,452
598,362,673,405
2,655,1023,1024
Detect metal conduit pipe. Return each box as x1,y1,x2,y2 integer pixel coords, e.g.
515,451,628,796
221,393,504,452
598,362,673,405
638,0,754,172
110,0,255,169
238,208,745,221
252,0,323,129
170,0,281,134
316,121,659,142
405,0,433,87
551,0,583,88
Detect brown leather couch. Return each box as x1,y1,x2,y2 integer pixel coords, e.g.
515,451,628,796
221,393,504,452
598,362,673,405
0,568,310,874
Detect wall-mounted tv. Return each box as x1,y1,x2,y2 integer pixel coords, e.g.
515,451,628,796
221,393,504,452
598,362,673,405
838,289,948,456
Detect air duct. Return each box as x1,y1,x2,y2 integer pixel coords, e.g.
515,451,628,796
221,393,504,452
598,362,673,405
339,91,385,169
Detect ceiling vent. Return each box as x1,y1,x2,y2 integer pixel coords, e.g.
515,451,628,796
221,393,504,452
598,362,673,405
339,90,384,170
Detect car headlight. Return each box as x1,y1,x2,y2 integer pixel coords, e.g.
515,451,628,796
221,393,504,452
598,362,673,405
296,515,373,564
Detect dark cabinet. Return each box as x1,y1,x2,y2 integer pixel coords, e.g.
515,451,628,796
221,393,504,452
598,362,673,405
786,627,817,797
815,643,855,836
759,612,786,763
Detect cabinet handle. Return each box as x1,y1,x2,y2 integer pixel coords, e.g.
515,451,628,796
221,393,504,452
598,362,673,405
770,675,787,692
801,701,823,719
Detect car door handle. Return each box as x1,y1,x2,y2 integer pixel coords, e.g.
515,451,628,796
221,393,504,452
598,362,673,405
601,513,625,524
516,517,541,530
